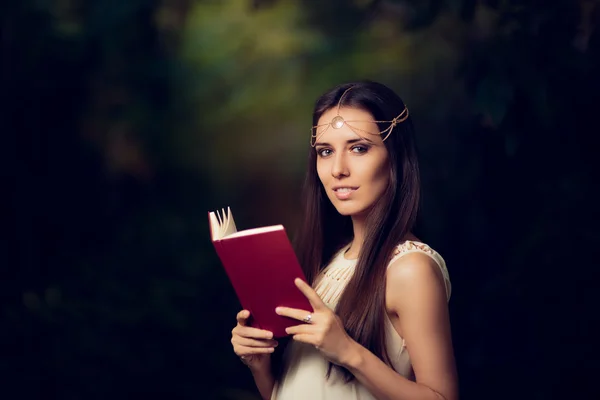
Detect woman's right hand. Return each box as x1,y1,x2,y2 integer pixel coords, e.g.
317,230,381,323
231,310,278,372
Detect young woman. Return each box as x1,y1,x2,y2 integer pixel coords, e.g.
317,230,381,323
230,81,458,400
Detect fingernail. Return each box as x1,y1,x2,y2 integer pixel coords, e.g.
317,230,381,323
275,307,281,314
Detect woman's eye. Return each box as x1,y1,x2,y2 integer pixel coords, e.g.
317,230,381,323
317,148,332,157
351,145,369,154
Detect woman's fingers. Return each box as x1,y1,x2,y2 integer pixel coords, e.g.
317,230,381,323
233,336,278,348
275,306,314,323
290,333,314,346
294,278,325,311
285,323,313,335
235,345,276,355
233,325,274,340
234,310,274,339
236,309,251,324
231,310,276,366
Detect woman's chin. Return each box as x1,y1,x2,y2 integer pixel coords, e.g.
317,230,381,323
333,204,366,217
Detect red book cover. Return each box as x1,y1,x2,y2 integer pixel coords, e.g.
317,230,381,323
209,208,313,338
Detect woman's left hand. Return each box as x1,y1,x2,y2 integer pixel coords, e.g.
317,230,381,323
275,278,358,366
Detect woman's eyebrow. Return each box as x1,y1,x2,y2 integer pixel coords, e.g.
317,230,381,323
314,138,373,147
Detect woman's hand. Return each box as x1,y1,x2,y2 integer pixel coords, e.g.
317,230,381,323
231,310,278,372
275,278,358,367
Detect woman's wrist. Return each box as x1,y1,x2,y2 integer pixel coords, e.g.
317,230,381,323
340,339,366,370
248,361,273,377
249,362,276,400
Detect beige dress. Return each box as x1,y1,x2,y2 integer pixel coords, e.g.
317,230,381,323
271,241,451,400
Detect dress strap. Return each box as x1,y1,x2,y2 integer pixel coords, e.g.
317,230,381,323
389,241,451,300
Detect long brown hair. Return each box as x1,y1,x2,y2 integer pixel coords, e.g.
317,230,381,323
294,81,421,381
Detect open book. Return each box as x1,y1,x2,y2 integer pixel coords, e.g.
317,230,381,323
209,207,313,337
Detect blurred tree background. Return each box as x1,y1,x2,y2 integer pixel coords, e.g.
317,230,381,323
2,0,599,399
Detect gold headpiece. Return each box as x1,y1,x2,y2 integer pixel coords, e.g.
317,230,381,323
310,86,409,147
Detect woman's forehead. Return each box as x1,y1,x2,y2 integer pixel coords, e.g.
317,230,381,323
317,107,374,125
315,107,383,145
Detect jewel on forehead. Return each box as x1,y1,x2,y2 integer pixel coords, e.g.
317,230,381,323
331,115,345,129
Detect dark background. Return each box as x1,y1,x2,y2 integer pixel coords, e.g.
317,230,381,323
2,1,599,399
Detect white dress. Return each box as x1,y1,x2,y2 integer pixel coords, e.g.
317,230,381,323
271,241,451,400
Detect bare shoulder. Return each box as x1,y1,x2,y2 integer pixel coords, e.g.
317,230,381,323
383,243,458,400
386,251,445,288
385,251,448,314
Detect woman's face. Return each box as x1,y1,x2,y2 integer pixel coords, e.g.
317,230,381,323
314,107,390,218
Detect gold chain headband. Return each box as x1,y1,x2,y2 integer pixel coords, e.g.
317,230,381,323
310,86,409,147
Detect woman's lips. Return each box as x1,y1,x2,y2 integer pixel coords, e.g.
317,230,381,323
333,187,358,200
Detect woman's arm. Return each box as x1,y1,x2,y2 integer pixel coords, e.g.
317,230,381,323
230,310,278,400
249,366,275,400
341,253,458,400
277,255,458,400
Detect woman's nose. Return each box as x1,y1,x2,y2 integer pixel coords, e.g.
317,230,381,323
331,153,349,178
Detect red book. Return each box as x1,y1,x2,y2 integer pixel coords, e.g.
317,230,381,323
209,207,313,338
